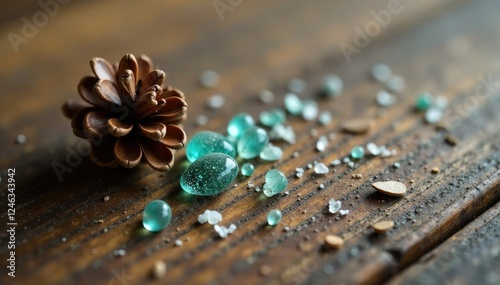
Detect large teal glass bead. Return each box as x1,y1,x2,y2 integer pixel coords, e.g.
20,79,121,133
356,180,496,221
227,113,255,138
267,209,282,225
415,92,433,111
142,200,172,232
186,131,236,163
263,169,288,197
237,127,269,159
180,153,239,196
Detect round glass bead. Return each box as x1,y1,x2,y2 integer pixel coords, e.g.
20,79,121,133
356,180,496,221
186,131,236,163
386,75,405,93
259,108,286,127
287,78,307,93
259,89,275,104
351,146,365,159
415,92,434,111
180,153,239,196
237,127,269,159
376,90,396,107
259,144,283,161
284,93,303,115
143,200,172,232
302,100,318,121
267,209,282,226
425,107,443,124
227,113,255,138
371,63,392,82
263,169,288,197
241,163,255,176
322,74,343,97
199,70,220,88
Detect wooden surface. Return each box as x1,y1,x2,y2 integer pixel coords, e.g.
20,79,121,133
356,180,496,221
1,0,499,284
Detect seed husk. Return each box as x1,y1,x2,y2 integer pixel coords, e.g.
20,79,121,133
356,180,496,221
445,135,458,146
372,220,395,233
324,235,344,249
260,265,271,276
341,118,375,134
372,181,407,197
151,260,167,279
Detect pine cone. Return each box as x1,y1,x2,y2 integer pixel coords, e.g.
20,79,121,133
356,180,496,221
62,54,188,171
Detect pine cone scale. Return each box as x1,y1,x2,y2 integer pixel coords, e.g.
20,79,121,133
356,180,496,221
78,76,106,108
107,118,133,137
118,54,138,83
137,122,167,141
158,124,186,149
83,111,109,137
114,135,142,168
140,138,175,171
90,57,117,84
137,55,153,82
93,79,122,106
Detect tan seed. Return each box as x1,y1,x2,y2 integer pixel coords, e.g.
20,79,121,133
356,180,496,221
260,265,271,276
351,174,363,179
151,261,167,279
434,121,449,131
372,181,407,197
341,117,375,134
445,135,458,146
372,220,395,233
431,167,440,174
324,235,344,250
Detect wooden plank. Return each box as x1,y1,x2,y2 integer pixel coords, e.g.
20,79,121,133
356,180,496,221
1,0,499,284
386,202,500,285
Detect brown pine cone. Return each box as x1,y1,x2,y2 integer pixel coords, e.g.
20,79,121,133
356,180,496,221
62,54,188,171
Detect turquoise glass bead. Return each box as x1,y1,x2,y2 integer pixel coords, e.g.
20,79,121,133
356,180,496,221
142,200,172,232
241,163,255,176
351,146,365,159
227,113,255,138
259,108,286,127
267,209,282,226
186,131,236,163
415,92,433,111
284,93,303,115
322,74,343,97
181,153,239,196
227,135,238,146
237,127,269,159
259,144,283,161
301,100,318,121
263,169,288,197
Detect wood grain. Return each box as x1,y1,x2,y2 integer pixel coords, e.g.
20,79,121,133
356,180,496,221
387,202,500,285
1,0,499,284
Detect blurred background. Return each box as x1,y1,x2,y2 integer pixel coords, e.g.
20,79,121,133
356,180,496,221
0,0,461,159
